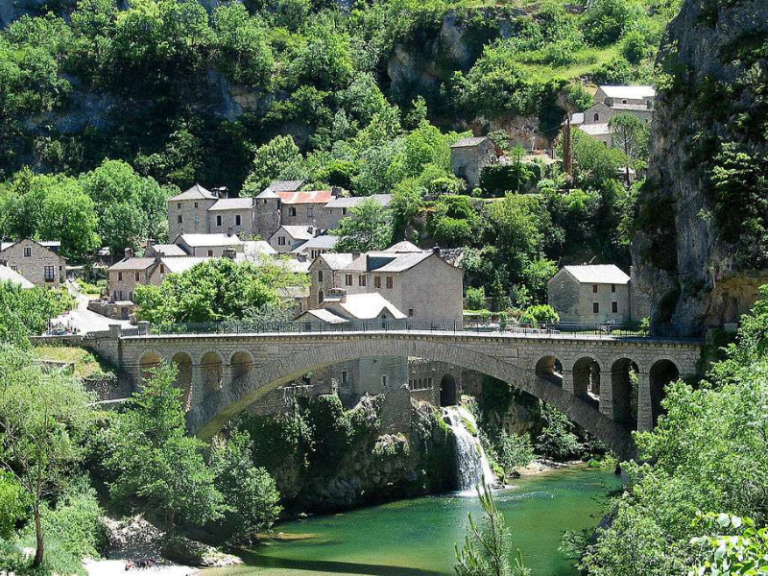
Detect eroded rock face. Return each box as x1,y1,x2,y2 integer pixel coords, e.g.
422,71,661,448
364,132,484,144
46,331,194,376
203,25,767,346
631,0,768,336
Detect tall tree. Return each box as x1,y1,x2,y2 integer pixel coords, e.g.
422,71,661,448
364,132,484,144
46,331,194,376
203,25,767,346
608,113,645,185
333,198,393,253
0,346,93,567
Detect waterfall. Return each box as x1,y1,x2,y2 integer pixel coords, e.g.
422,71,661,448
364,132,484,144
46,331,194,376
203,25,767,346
442,406,496,493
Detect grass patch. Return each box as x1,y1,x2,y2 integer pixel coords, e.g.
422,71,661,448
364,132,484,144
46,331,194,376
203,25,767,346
34,345,115,380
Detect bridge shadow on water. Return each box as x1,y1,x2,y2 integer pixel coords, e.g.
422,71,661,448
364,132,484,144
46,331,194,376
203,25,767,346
240,553,445,576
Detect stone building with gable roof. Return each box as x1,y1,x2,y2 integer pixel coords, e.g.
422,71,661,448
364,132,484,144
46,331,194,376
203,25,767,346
572,85,656,147
0,239,67,288
548,264,632,325
450,136,498,190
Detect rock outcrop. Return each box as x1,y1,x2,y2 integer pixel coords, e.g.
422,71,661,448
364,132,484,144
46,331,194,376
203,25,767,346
631,0,768,336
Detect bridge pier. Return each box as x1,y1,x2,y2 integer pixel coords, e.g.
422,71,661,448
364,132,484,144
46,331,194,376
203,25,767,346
562,369,574,394
637,372,653,432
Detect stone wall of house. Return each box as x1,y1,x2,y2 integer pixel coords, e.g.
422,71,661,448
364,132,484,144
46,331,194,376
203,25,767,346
451,140,496,189
0,239,66,288
208,209,254,236
548,272,630,325
254,198,282,240
168,199,215,240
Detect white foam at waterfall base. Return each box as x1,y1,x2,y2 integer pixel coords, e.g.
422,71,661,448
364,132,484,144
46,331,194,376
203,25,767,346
442,405,496,495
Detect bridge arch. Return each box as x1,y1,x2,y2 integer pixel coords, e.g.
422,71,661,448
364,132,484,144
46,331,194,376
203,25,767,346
570,356,602,404
171,352,193,412
200,351,224,394
535,355,563,387
139,350,163,383
609,358,639,429
231,351,255,381
439,374,458,406
184,336,636,459
649,358,680,427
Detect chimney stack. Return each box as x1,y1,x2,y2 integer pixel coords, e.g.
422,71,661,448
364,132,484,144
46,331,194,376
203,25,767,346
124,247,134,259
331,186,342,198
432,246,441,257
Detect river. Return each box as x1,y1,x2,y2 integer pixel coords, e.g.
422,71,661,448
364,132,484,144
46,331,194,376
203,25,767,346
203,466,620,576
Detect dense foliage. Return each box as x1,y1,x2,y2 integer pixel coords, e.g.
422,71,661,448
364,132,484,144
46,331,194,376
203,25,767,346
0,282,75,347
134,257,307,324
578,286,768,573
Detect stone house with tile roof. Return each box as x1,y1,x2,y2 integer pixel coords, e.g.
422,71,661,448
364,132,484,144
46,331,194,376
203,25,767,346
268,225,316,254
167,184,219,239
547,264,632,325
0,239,67,288
572,86,656,147
108,257,156,301
450,136,498,190
174,233,244,257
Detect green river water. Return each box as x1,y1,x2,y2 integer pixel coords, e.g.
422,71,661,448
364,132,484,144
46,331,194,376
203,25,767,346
204,466,620,576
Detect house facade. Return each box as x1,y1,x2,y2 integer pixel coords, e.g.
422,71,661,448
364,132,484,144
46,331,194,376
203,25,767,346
108,257,156,302
450,136,498,190
174,233,244,258
547,265,631,325
572,85,656,147
0,239,67,288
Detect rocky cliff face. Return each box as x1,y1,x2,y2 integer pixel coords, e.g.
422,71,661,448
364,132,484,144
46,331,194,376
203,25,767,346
631,0,768,336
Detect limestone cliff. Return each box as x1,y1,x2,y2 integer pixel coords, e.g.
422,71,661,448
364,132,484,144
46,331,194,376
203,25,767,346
631,0,768,336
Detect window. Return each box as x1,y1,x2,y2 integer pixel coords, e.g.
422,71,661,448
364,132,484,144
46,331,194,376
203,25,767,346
342,371,349,386
611,284,616,293
118,290,123,300
160,265,165,274
288,207,297,217
358,275,366,286
622,99,627,104
345,274,352,286
118,272,123,282
135,272,140,281
318,290,324,303
216,215,223,226
207,249,214,257
386,276,393,289
311,249,320,259
408,308,414,317
23,247,31,257
194,202,198,208
235,215,241,226
647,100,653,109
381,375,388,388
278,237,286,246
177,203,181,209
593,113,599,122
318,270,324,282
374,275,381,288
307,206,314,218
177,215,183,224
263,199,268,205
44,266,55,282
612,301,618,313
427,378,432,388
592,284,598,293
342,208,347,216
593,302,600,314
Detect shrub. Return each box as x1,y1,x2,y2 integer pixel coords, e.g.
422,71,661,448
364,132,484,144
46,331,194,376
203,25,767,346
525,305,560,325
465,286,487,311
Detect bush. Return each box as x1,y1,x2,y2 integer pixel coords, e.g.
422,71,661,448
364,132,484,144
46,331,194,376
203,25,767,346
465,287,487,311
525,305,560,325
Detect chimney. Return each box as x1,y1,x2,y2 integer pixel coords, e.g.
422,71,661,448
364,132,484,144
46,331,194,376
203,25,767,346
227,227,234,237
222,248,237,260
331,186,343,198
124,247,134,259
307,225,315,235
432,246,441,257
352,251,360,260
213,186,229,199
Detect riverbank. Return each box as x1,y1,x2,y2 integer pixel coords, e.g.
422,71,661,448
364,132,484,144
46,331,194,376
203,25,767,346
83,558,198,576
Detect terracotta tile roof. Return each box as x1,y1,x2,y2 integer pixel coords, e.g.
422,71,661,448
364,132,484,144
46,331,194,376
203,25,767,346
276,190,334,204
169,184,216,201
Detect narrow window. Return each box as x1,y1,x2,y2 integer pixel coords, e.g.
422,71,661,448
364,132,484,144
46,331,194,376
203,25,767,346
611,284,616,293
386,276,393,289
358,275,366,287
178,215,183,224
592,284,598,293
374,275,381,288
216,215,223,226
307,206,314,217
207,249,214,257
345,274,352,286
278,237,286,246
612,301,618,313
289,207,297,217
342,371,349,385
381,375,388,388
593,302,600,314
319,290,324,303
44,266,55,282
235,215,241,226
177,203,181,209
160,264,165,274
194,202,198,209
135,272,140,281
593,113,599,122
342,208,347,216
118,272,123,282
318,270,324,282
23,247,31,257
408,308,414,317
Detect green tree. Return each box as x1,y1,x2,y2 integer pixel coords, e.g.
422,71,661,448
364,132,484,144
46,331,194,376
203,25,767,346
609,113,646,185
454,482,530,576
105,364,223,537
390,179,424,240
333,198,393,252
0,471,29,539
465,286,487,311
0,346,93,568
213,4,273,88
243,135,303,196
210,431,282,544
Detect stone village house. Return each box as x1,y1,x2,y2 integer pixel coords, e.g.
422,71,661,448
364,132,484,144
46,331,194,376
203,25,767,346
547,264,631,325
571,85,656,147
0,239,67,288
450,136,499,190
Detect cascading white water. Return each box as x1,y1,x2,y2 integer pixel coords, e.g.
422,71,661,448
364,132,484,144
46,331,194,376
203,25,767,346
442,405,496,493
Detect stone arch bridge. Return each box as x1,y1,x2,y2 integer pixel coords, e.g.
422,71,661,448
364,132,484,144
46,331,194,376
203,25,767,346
107,330,702,460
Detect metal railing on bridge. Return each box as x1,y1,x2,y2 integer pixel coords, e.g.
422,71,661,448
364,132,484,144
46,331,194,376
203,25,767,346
147,318,682,339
